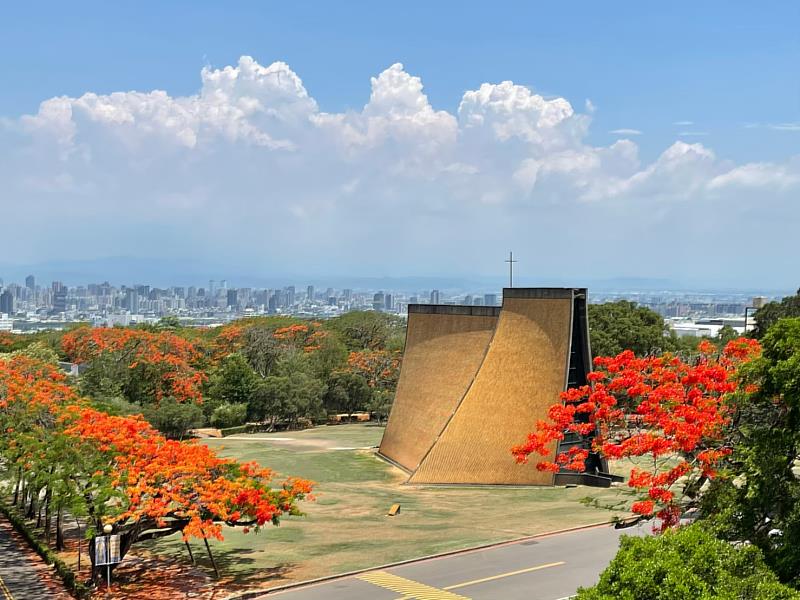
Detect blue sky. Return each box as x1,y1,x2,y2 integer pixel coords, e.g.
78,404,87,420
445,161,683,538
3,1,798,162
1,2,799,287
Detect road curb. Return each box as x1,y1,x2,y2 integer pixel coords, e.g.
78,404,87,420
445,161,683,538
222,519,614,599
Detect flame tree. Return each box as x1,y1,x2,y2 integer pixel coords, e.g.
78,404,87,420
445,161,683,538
62,326,208,405
0,355,311,579
512,338,761,530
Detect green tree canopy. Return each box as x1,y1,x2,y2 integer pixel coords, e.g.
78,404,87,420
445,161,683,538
324,371,372,416
326,311,405,351
577,525,799,600
249,372,326,426
702,317,800,586
207,353,259,409
240,326,283,378
142,397,204,440
588,301,671,357
210,402,248,429
752,289,800,339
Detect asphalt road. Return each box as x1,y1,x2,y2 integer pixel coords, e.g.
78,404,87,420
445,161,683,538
0,517,66,600
255,523,647,600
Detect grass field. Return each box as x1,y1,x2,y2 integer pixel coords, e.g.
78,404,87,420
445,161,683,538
144,424,633,592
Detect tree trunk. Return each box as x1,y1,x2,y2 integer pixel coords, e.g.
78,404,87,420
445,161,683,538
75,518,82,572
185,541,195,565
44,487,52,543
12,468,21,505
202,534,219,579
55,505,64,551
28,489,38,521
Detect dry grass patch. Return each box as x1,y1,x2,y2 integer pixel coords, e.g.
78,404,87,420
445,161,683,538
144,424,632,591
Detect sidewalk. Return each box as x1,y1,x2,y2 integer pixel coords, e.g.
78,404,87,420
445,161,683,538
0,514,72,599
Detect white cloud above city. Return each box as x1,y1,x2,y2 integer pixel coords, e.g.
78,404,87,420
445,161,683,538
2,56,798,285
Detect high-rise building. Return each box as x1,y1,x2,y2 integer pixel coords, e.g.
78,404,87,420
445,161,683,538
52,281,65,293
464,295,474,305
430,289,440,305
342,289,353,301
25,275,35,290
385,294,393,311
752,296,768,309
484,293,498,306
209,280,216,298
307,285,315,302
53,289,67,314
0,290,14,315
227,288,238,308
126,289,139,314
373,292,385,311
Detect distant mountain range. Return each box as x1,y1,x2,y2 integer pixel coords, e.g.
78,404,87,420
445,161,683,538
0,257,792,296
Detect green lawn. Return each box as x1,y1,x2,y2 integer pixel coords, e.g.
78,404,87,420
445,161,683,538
144,424,633,592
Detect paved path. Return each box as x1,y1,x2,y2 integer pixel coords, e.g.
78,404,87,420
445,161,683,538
253,523,646,600
0,515,71,600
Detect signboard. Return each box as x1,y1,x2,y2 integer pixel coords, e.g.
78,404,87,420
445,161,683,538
94,534,122,566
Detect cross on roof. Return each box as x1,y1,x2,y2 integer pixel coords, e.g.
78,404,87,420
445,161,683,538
505,251,517,288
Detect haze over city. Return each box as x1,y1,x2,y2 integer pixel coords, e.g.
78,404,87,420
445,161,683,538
2,2,799,288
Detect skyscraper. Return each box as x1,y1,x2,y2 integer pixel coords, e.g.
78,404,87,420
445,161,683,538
307,285,315,302
227,288,238,308
484,293,498,306
385,294,393,311
373,292,385,311
430,289,440,305
0,290,14,315
25,275,35,290
53,289,67,314
126,289,139,314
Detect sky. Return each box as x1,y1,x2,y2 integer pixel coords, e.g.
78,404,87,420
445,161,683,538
1,1,799,288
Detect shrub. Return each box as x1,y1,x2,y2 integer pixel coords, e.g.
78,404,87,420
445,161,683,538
210,402,248,429
577,524,800,600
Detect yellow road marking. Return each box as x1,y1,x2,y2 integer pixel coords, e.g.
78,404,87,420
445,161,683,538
0,573,14,600
384,560,569,600
444,560,565,590
357,571,471,599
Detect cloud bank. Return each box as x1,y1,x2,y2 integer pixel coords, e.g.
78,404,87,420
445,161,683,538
2,56,798,286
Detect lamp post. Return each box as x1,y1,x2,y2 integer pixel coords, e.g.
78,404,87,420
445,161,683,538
102,524,113,593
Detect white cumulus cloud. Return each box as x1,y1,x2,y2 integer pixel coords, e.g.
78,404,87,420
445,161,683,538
2,56,799,285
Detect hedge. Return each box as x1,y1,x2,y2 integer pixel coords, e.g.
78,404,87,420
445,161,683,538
0,501,91,598
220,425,251,437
